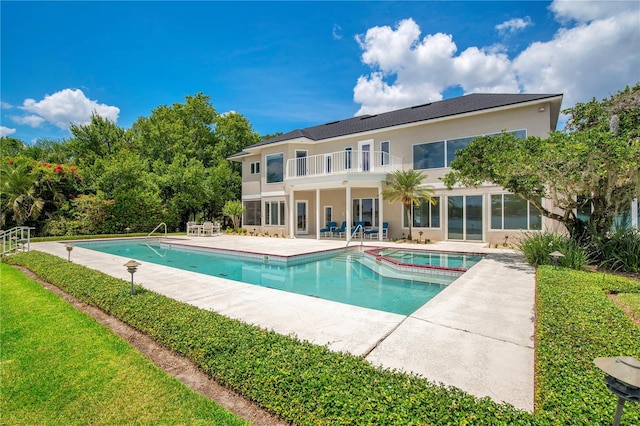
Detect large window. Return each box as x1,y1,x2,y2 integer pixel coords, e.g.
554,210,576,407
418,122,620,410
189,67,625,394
446,137,474,167
264,201,285,226
403,196,441,228
491,194,542,230
266,153,284,183
576,195,636,231
414,130,527,170
243,201,261,226
413,141,445,169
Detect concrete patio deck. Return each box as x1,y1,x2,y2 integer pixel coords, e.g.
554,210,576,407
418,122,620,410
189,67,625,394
32,235,536,411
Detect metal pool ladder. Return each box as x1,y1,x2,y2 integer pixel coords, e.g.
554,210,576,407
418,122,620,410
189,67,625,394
146,222,167,239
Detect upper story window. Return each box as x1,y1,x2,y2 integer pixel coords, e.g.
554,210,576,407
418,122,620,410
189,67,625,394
250,161,260,175
266,153,284,183
380,141,390,165
414,130,527,170
413,141,445,170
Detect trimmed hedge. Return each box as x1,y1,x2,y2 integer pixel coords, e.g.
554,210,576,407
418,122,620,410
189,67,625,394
5,251,532,425
535,266,640,424
5,252,640,424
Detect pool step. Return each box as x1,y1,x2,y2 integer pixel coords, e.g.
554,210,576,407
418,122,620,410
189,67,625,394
354,255,457,286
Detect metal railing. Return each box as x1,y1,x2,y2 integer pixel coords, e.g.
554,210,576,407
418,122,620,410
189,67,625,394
1,226,35,256
146,222,167,239
286,150,402,180
346,223,365,247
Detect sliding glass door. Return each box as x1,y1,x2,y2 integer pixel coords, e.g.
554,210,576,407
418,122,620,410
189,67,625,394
447,195,483,241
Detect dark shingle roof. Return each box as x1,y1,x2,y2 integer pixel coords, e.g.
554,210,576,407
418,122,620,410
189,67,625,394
247,93,562,149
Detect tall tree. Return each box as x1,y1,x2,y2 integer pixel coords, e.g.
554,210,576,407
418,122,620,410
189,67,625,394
382,169,436,240
68,114,126,166
213,112,261,172
130,92,217,166
443,83,640,240
153,154,209,225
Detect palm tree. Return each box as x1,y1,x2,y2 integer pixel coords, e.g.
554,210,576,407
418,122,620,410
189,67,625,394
0,164,44,226
382,169,436,240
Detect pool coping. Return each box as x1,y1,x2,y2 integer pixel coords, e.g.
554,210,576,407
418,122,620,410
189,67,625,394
32,236,535,412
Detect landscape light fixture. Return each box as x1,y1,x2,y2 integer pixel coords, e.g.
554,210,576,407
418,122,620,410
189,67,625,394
549,250,564,268
65,243,74,262
594,356,640,426
123,260,141,295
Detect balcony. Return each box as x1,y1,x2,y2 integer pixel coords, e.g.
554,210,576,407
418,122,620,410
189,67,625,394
285,150,402,181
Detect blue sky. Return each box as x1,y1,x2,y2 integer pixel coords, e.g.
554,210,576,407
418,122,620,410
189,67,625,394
1,1,638,143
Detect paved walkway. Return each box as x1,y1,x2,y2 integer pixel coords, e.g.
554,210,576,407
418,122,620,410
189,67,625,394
32,235,535,411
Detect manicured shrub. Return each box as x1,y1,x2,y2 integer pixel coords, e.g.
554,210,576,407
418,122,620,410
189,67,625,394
517,232,589,270
591,228,640,273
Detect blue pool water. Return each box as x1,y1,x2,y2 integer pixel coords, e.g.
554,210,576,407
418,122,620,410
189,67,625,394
75,240,462,315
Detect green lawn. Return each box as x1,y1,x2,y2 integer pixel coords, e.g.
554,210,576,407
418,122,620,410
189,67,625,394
0,264,247,426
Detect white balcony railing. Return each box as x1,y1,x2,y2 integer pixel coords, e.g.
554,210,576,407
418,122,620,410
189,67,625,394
285,150,401,180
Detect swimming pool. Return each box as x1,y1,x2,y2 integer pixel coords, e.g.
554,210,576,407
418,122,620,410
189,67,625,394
75,240,465,315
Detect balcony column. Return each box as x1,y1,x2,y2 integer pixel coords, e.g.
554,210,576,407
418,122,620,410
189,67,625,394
316,188,321,240
378,182,384,242
289,188,295,238
346,183,352,242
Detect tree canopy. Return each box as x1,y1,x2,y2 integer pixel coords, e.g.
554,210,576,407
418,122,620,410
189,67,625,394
443,83,640,239
0,92,263,235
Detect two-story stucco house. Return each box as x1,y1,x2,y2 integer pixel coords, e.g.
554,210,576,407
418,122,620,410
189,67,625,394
230,92,567,244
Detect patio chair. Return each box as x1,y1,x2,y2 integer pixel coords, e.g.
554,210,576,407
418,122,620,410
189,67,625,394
186,221,198,236
332,221,347,237
364,222,388,239
320,221,337,237
202,221,214,236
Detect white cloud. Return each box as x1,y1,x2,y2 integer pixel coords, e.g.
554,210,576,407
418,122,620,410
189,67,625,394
353,2,639,116
550,0,638,23
0,126,17,137
495,17,532,35
19,88,119,129
332,24,343,40
353,19,518,115
10,114,46,127
1,102,12,109
514,3,640,107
